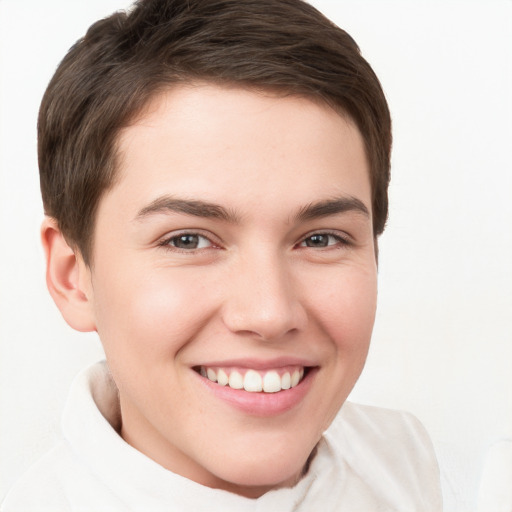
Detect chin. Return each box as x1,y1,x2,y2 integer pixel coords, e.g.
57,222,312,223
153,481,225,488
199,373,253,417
215,467,302,498
205,443,312,497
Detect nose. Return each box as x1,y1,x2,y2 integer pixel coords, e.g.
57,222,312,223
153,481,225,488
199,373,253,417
221,250,307,341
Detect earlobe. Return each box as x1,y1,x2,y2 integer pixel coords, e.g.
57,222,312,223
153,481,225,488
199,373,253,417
41,217,96,332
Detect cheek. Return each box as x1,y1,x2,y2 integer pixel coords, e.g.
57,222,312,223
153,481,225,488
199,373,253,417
91,266,216,362
311,266,378,351
312,268,377,426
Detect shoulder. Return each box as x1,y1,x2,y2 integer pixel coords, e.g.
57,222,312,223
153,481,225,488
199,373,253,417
1,441,78,511
0,440,124,512
1,362,129,512
326,401,443,511
332,401,436,453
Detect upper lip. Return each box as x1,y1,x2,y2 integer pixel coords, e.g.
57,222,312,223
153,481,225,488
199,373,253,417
193,357,317,370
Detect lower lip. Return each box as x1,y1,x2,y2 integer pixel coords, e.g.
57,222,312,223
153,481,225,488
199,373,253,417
195,368,317,417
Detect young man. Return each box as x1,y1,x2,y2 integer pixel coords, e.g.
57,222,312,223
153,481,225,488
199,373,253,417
1,0,442,510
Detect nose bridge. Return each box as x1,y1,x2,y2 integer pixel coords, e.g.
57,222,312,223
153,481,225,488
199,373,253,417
222,246,306,340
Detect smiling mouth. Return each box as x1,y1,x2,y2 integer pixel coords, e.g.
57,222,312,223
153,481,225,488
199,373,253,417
194,366,309,393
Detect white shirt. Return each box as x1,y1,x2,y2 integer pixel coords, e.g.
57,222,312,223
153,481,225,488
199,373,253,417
1,361,442,511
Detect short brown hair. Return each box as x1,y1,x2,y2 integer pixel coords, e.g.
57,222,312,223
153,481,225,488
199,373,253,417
38,0,391,265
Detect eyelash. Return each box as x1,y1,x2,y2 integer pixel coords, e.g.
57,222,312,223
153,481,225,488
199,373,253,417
158,230,351,252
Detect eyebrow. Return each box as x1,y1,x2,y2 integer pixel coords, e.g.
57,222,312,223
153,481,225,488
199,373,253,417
295,196,370,222
135,194,369,223
135,196,239,222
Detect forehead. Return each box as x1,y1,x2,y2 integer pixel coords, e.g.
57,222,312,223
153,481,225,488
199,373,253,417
107,84,370,219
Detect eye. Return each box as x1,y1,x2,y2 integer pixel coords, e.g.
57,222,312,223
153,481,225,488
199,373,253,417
164,233,213,250
299,233,347,248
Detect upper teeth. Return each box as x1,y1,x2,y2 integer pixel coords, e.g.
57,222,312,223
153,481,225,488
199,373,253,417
199,367,305,393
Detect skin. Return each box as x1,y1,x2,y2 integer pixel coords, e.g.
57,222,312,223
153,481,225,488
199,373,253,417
44,84,378,498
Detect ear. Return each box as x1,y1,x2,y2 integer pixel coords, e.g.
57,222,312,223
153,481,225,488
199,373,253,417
41,217,96,332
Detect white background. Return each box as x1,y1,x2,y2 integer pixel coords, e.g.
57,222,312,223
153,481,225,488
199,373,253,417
1,1,511,510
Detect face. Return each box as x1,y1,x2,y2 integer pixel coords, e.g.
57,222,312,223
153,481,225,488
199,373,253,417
80,84,377,497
